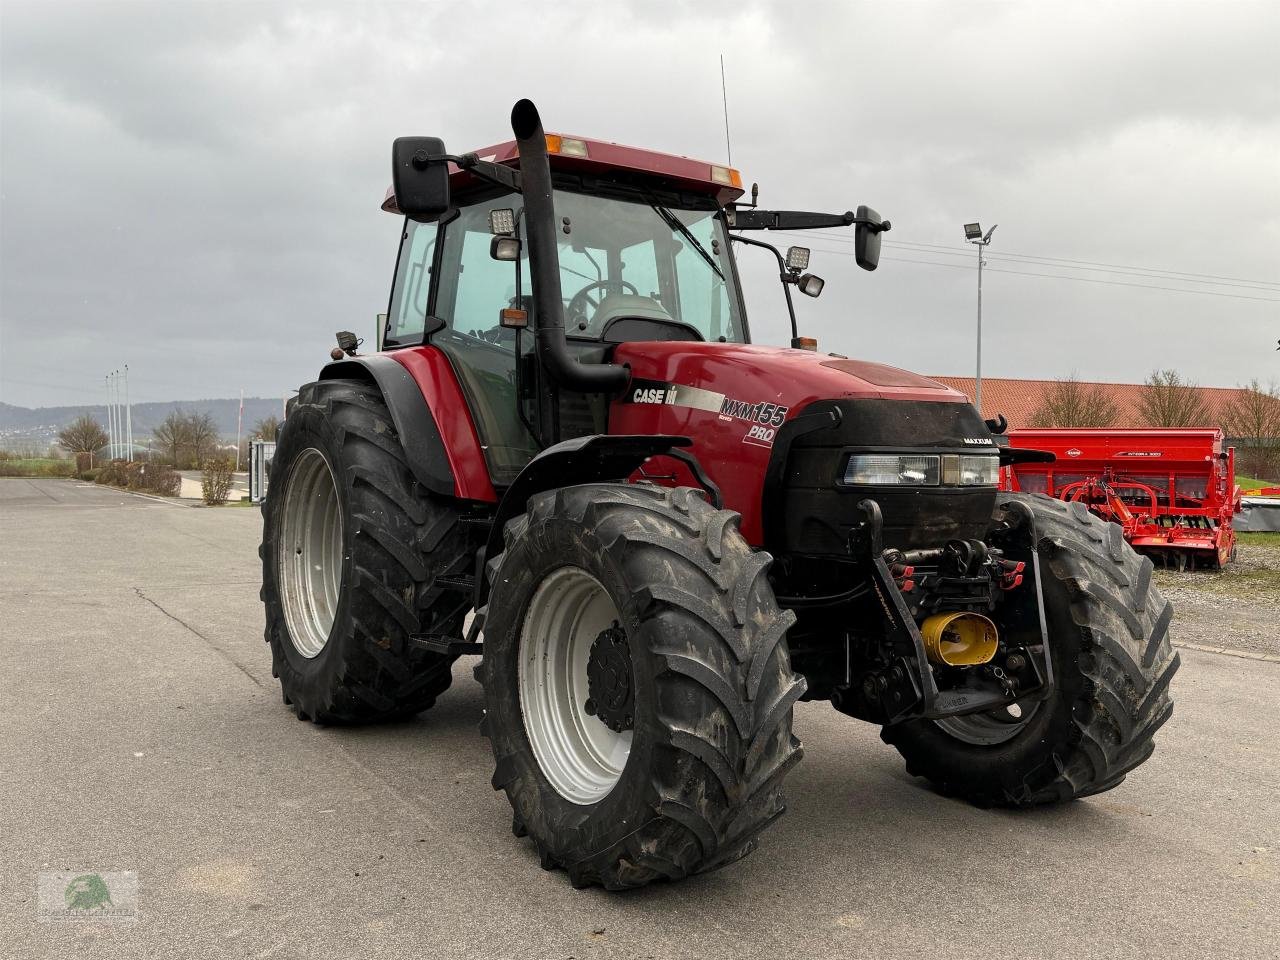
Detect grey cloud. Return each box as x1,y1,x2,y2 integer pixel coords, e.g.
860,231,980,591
1,0,1277,409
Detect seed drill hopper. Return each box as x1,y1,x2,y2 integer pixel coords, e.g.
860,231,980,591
1003,427,1241,569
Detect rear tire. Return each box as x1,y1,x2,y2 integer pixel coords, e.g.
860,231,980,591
260,378,470,724
479,484,804,890
882,494,1179,806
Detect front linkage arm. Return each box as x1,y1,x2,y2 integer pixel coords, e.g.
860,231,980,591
839,499,1055,726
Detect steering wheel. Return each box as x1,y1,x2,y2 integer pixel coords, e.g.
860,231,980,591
566,279,640,328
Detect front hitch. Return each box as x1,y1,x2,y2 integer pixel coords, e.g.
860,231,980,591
835,499,1055,725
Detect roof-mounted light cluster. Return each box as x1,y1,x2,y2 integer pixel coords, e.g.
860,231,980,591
545,135,589,157
710,164,742,188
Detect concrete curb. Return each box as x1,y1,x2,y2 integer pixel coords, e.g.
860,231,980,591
73,481,198,507
1174,640,1280,663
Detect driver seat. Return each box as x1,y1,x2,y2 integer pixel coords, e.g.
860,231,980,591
590,293,673,332
588,294,704,344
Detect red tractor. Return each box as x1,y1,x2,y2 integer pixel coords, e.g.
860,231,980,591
261,101,1178,890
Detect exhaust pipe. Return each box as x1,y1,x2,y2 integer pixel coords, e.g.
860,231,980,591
920,611,999,667
509,99,629,395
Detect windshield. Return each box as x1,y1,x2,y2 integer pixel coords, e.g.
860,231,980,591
550,188,746,343
408,187,746,485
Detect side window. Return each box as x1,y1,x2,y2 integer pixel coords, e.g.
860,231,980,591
385,219,438,345
451,228,524,337
673,212,732,340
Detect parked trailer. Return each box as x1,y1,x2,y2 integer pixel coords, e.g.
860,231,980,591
1003,428,1241,569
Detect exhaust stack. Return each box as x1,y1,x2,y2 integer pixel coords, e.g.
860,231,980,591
509,99,629,395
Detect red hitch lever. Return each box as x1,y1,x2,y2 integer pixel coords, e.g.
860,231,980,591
998,560,1026,591
889,563,916,593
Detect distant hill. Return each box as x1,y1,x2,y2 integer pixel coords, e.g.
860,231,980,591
0,397,286,450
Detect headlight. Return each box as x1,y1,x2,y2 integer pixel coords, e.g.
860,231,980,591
844,454,941,486
955,455,1000,486
842,453,999,487
942,453,1000,486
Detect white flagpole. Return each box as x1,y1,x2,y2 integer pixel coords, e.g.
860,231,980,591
235,389,244,471
105,375,114,459
115,371,122,459
124,364,133,461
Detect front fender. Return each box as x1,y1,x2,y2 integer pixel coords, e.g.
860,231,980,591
480,434,692,598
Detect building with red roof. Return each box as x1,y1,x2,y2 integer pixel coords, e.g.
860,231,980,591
928,376,1251,430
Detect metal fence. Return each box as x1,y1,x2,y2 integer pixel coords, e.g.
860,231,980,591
250,440,276,503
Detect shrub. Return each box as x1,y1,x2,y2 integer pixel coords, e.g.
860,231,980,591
201,457,234,505
94,460,130,486
0,458,75,478
88,459,180,496
149,466,181,497
81,468,102,482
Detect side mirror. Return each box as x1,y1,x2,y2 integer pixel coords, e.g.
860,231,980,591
392,137,451,221
490,236,522,261
855,204,890,271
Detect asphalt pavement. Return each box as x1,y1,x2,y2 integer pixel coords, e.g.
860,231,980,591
1,478,1276,959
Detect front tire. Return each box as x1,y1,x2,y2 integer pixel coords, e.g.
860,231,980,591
260,379,470,724
882,494,1179,806
479,484,804,890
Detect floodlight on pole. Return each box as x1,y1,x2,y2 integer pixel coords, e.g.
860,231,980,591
963,221,997,413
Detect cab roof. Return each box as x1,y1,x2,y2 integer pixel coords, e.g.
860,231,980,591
382,133,744,214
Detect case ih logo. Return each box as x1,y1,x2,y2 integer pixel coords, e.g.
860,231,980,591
623,378,789,448
1066,448,1082,458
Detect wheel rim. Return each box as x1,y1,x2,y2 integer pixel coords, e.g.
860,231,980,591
276,447,343,659
934,699,1039,746
518,566,632,805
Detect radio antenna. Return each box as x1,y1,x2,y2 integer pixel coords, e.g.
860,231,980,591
719,54,732,165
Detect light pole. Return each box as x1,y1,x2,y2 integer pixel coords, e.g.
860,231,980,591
963,222,997,414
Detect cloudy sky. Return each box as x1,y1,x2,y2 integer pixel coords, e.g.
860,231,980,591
1,0,1277,408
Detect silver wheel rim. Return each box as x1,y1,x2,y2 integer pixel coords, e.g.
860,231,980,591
518,566,632,805
277,447,343,659
935,699,1039,746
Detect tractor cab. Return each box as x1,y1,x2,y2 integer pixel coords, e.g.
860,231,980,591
379,134,754,483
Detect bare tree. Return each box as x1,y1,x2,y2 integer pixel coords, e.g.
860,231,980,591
57,415,109,455
150,410,219,468
185,412,220,465
1029,374,1120,427
153,411,188,466
1138,369,1209,426
1221,380,1280,480
251,416,280,442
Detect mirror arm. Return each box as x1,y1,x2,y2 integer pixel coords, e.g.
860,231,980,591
728,208,891,233
730,233,800,345
432,153,524,193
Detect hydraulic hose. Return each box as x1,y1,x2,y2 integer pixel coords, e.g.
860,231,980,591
510,99,630,395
